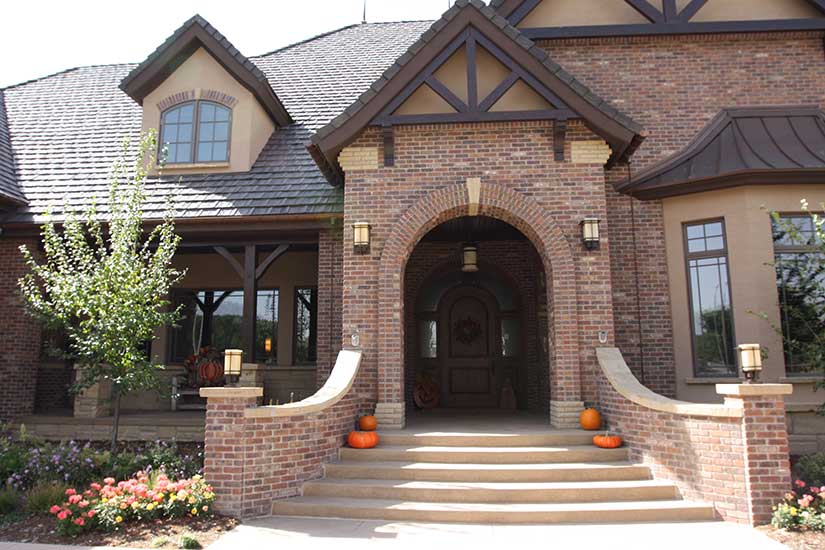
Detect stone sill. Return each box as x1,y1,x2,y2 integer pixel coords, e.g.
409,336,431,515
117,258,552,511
158,162,230,171
779,376,824,384
685,377,742,385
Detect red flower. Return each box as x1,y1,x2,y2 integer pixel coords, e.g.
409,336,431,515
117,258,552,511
49,505,61,514
73,517,85,526
794,479,807,488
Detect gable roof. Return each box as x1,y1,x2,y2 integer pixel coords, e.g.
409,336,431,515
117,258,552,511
310,0,644,171
119,15,292,127
617,106,825,200
0,91,26,206
0,21,433,225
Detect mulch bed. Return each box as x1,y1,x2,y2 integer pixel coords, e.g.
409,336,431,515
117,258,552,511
0,513,238,548
758,525,825,549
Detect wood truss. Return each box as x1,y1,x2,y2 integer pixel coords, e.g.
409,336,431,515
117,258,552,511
373,27,574,164
507,0,825,39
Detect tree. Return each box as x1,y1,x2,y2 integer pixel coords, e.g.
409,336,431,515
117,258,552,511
759,201,825,412
18,132,183,451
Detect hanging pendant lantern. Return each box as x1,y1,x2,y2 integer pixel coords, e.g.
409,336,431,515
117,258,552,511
461,243,479,273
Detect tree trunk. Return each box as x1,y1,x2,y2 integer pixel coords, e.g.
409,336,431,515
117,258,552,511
110,389,121,454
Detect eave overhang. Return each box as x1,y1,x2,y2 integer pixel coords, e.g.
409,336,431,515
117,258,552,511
119,15,292,127
310,0,644,177
618,106,825,200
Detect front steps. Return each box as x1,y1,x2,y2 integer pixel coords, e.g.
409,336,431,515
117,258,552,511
271,428,716,524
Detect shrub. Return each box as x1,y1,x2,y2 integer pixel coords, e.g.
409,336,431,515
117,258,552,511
772,479,825,532
0,487,19,516
794,453,825,487
179,533,202,549
26,483,70,514
50,472,215,536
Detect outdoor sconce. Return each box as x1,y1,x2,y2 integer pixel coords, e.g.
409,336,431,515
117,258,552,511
581,218,601,250
353,222,370,255
738,343,763,383
461,244,479,273
224,349,243,387
264,338,272,354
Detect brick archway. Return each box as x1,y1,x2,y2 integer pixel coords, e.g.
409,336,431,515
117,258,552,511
376,181,580,427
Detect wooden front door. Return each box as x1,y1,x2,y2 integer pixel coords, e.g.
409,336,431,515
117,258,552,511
438,286,499,408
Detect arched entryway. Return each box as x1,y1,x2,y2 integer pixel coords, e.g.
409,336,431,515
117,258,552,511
404,217,547,415
375,181,583,429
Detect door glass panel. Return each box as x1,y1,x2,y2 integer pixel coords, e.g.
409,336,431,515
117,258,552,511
419,320,437,358
501,318,520,357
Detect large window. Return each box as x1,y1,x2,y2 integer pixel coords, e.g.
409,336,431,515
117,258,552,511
772,215,825,374
294,287,317,364
160,101,230,165
684,220,736,377
170,289,278,363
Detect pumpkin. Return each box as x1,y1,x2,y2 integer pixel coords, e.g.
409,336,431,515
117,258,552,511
579,408,602,431
348,431,379,449
593,433,623,449
413,380,440,409
199,360,224,383
359,415,378,431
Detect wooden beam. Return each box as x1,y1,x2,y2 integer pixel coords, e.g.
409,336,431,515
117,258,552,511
383,125,395,167
662,0,678,22
507,0,542,26
677,0,707,21
553,120,567,162
255,244,289,280
520,18,825,39
242,244,257,360
425,77,469,113
805,0,825,15
466,34,478,109
624,0,665,23
376,108,574,126
478,72,519,112
214,246,243,278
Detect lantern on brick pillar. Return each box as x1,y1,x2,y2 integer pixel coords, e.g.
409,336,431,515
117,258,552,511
738,344,763,383
224,349,243,386
353,222,370,254
580,218,601,250
461,244,479,273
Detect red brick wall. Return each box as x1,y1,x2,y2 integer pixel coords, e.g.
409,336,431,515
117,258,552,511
316,229,343,386
542,32,825,397
403,240,545,412
343,121,616,415
0,238,41,421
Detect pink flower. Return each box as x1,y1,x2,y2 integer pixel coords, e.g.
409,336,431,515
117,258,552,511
795,479,807,488
49,505,61,514
811,486,820,494
90,483,102,491
86,509,97,518
103,477,115,485
78,500,89,508
65,488,76,496
73,517,85,526
57,511,69,521
68,494,82,504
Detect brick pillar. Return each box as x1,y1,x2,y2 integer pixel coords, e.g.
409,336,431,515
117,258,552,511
73,366,113,418
200,387,263,519
717,383,793,526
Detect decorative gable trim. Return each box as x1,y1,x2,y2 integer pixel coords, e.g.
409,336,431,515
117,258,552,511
157,90,196,112
310,0,643,178
120,15,291,127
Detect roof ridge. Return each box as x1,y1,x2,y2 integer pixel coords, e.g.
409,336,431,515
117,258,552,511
252,20,434,59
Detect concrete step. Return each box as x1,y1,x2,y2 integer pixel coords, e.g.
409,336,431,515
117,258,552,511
325,460,652,482
339,445,628,464
302,478,679,503
378,430,595,447
272,496,716,524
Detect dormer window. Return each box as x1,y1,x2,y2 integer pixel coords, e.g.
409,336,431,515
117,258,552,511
160,100,231,165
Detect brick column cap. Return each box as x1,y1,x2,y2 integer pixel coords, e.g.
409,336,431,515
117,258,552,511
716,383,793,397
241,363,264,371
200,387,263,399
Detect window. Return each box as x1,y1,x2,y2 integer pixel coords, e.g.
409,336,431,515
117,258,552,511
170,289,278,363
684,220,736,377
160,101,230,165
772,215,825,374
419,320,437,358
294,287,317,364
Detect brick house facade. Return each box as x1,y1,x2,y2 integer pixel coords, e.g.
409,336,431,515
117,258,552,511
2,0,825,525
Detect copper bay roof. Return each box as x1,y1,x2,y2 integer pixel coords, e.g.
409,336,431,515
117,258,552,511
617,106,825,200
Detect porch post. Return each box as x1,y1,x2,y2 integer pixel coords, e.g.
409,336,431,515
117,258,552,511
242,244,256,360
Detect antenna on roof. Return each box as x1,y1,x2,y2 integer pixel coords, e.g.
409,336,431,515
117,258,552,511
362,0,367,24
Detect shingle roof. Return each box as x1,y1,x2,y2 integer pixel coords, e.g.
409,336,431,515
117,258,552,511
0,91,26,206
311,0,643,165
0,20,432,224
617,106,825,199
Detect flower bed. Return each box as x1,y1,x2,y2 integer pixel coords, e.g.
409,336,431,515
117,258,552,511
50,472,214,537
772,479,825,532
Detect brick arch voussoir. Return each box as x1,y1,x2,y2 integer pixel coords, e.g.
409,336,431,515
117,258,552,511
377,182,580,405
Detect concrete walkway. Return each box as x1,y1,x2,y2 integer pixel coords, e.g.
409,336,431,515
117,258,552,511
208,517,787,550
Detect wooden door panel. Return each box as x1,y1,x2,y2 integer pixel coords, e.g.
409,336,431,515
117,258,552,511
450,367,491,394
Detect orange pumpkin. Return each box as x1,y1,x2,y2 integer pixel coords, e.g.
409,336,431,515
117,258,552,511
593,433,623,449
199,360,224,383
348,431,379,449
359,415,378,431
579,408,602,431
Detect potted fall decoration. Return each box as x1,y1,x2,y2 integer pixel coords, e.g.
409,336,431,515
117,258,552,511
593,431,623,449
183,346,224,388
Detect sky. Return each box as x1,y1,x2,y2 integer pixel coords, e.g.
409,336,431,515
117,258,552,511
0,0,460,88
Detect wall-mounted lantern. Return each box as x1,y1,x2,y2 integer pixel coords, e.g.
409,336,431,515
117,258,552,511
581,218,601,250
461,244,479,273
737,344,763,383
224,349,243,386
353,222,370,255
264,338,272,354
